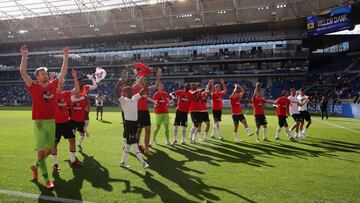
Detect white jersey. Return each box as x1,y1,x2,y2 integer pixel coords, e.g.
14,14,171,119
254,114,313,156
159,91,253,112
297,95,309,111
288,95,300,115
95,98,104,106
119,94,141,121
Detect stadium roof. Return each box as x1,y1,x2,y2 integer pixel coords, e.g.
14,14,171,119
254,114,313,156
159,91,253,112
0,0,356,44
0,0,176,20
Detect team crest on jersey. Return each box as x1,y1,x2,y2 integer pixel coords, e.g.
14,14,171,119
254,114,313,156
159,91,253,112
181,96,188,102
74,102,82,111
58,98,67,108
43,90,54,101
158,96,165,103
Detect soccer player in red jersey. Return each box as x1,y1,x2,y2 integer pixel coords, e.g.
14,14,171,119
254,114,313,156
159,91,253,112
20,45,68,190
187,81,211,143
252,82,272,142
76,75,97,143
170,83,192,145
50,69,83,171
198,82,212,141
273,90,296,141
152,83,171,145
210,79,227,140
70,93,90,152
230,84,253,142
187,83,201,144
132,68,161,155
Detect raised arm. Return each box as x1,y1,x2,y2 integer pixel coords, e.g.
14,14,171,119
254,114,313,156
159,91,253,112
144,67,162,90
139,79,149,96
209,79,214,94
153,67,162,89
231,83,241,98
70,69,80,95
19,45,32,87
115,69,128,98
88,75,97,90
230,85,237,98
239,85,245,98
253,82,260,98
132,75,144,89
57,47,69,82
220,78,227,95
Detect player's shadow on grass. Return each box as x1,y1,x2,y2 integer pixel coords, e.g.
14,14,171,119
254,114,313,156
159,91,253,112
163,144,221,167
146,148,255,203
212,139,357,163
167,142,273,168
50,152,130,201
203,139,335,162
98,120,112,124
31,180,56,203
303,137,360,151
126,169,195,202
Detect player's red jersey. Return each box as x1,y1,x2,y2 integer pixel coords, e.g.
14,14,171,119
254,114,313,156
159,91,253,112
153,91,169,114
133,87,150,111
252,97,267,115
27,79,58,120
189,91,201,112
70,97,89,122
198,92,208,112
55,91,71,123
230,95,243,115
212,92,224,110
275,97,290,117
175,90,192,113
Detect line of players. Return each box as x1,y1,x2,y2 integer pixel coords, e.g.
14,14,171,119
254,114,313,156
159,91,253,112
143,79,312,146
113,66,312,169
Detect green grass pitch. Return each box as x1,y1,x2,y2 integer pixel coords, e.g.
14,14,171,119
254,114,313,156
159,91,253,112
0,107,360,203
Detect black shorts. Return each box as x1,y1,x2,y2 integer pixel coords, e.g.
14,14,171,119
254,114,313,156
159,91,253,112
55,122,75,142
69,120,85,134
96,106,103,112
255,115,267,127
190,112,201,124
138,110,151,127
174,111,188,127
278,116,288,128
124,120,140,144
212,110,222,121
292,114,303,122
121,111,125,122
300,110,311,122
199,112,210,123
232,114,246,125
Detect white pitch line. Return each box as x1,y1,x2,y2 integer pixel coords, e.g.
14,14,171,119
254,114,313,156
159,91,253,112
0,189,93,203
316,119,360,134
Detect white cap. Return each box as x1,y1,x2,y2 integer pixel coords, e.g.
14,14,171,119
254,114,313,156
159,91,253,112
34,67,48,75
